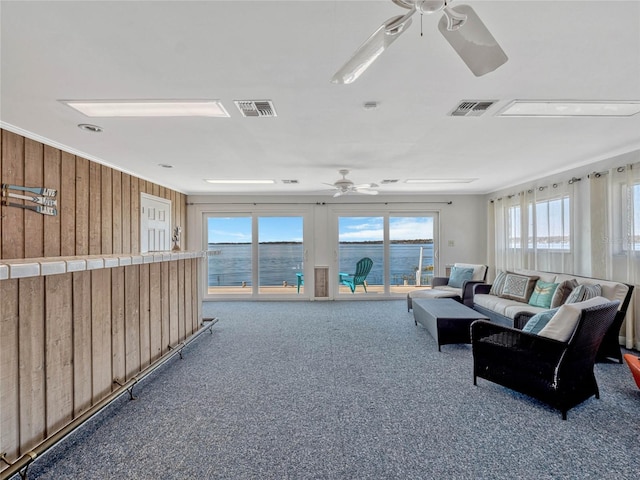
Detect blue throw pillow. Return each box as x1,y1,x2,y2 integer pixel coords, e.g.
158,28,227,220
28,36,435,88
528,280,559,309
448,266,474,288
522,308,560,334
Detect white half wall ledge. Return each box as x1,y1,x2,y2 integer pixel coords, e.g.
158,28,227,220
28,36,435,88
103,257,120,268
0,252,205,280
118,256,132,266
39,260,66,276
86,257,105,270
7,261,40,279
66,258,87,272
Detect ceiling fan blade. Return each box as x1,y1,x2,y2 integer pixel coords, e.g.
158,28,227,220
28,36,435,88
333,190,344,198
331,12,414,85
438,5,508,77
353,183,376,189
355,189,379,195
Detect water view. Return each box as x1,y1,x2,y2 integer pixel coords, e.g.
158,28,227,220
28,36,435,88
207,242,434,287
207,214,435,292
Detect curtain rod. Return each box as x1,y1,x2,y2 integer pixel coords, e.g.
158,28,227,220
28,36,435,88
186,201,453,206
488,175,583,202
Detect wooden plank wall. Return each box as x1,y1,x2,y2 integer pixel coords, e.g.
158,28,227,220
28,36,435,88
0,259,201,470
0,129,201,474
0,128,187,260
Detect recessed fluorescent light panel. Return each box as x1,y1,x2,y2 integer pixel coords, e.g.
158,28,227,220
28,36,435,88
205,179,276,185
405,178,477,184
498,101,640,117
62,100,230,117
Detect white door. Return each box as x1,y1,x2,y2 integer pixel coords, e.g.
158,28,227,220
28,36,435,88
141,193,172,252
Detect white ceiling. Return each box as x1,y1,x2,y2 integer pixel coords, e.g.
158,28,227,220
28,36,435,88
1,0,639,196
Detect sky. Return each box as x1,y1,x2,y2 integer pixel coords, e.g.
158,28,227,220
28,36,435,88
208,216,433,243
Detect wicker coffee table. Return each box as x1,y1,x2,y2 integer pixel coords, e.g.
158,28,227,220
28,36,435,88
412,298,489,351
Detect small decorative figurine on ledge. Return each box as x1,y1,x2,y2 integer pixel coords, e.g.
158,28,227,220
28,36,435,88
172,226,182,251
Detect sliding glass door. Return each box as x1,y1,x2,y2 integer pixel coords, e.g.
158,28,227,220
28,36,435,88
206,214,305,297
337,212,437,296
206,216,253,295
204,207,436,299
258,216,304,295
389,216,435,291
338,216,384,294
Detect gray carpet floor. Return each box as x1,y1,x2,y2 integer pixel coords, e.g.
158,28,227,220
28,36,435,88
18,300,640,480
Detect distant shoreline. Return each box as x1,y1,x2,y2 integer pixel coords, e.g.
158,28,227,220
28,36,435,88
209,239,434,245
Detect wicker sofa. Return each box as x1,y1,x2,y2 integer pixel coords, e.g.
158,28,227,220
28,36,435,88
472,269,633,363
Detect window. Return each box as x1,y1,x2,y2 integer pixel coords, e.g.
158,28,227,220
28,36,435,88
337,213,438,295
206,215,305,297
258,217,304,294
338,216,383,294
532,196,570,250
389,216,434,287
206,216,252,295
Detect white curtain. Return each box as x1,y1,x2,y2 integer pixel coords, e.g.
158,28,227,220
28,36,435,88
604,165,639,350
492,192,528,274
491,181,576,275
528,181,576,274
589,164,639,350
490,159,639,350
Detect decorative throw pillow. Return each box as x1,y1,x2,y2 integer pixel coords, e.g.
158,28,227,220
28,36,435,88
448,266,474,288
489,271,507,296
528,280,559,309
500,273,539,302
538,296,611,342
551,278,579,308
537,304,582,342
522,307,560,334
564,295,611,311
565,284,602,304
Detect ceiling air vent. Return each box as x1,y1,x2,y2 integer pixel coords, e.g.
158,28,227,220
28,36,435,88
381,179,399,184
234,100,277,117
282,179,299,184
449,100,497,117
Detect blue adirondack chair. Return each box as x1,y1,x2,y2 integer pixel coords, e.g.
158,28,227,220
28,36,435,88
339,257,374,293
296,272,304,293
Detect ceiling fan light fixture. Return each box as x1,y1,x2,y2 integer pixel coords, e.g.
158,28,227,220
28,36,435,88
443,6,467,31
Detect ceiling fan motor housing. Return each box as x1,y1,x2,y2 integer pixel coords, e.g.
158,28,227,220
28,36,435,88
393,0,446,14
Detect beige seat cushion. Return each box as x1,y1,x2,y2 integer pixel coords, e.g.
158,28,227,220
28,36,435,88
408,286,461,300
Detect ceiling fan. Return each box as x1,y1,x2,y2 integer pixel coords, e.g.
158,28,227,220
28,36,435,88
331,0,508,84
324,169,379,197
